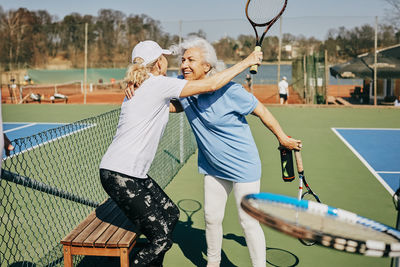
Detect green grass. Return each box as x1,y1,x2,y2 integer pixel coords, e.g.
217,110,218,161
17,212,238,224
2,104,400,267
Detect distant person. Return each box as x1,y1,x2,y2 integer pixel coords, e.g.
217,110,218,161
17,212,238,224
395,96,400,107
245,74,253,93
278,76,289,104
100,40,263,266
10,78,17,90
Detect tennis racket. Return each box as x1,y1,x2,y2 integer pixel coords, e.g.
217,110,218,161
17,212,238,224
245,0,288,74
241,192,400,257
294,150,321,246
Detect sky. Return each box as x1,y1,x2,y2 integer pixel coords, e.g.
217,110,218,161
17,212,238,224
0,0,392,41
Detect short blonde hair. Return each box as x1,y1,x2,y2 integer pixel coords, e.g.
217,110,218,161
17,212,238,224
123,57,159,88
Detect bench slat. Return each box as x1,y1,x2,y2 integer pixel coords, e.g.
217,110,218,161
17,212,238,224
106,218,135,248
61,199,113,245
118,230,138,248
95,208,131,247
84,204,123,246
71,200,118,247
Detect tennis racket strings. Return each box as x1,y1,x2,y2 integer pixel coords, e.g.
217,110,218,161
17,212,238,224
244,194,400,256
246,0,286,26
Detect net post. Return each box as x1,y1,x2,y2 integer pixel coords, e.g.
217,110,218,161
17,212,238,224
277,17,282,103
84,22,88,104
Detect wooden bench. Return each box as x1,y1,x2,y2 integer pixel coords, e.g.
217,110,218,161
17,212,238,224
61,198,138,267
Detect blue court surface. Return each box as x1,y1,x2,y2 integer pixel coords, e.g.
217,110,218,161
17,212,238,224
332,128,400,195
3,122,92,159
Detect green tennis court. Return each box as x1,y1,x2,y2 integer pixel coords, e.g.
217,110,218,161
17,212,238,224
2,104,400,267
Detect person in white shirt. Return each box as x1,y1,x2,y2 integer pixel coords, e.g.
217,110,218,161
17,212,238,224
99,40,262,267
395,96,400,107
278,76,289,104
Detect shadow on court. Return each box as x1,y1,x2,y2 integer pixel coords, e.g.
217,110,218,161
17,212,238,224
173,198,300,267
266,247,299,267
173,198,238,266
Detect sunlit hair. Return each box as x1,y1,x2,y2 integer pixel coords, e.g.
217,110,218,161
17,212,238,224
123,57,159,88
170,36,225,77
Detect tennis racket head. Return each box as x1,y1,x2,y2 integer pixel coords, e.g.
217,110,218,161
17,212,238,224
245,0,288,74
301,175,321,203
241,192,400,257
245,0,288,43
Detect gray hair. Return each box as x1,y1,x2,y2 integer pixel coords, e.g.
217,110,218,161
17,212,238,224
170,37,225,76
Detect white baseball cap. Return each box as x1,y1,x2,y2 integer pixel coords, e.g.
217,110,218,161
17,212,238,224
131,40,172,66
283,76,287,80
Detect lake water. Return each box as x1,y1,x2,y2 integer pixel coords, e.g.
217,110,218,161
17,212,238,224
167,64,362,85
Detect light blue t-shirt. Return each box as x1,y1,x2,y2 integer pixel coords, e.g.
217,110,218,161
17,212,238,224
180,81,261,183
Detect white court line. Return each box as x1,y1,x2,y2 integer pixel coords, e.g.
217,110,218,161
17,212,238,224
4,123,37,133
376,171,400,174
334,128,400,131
331,128,395,196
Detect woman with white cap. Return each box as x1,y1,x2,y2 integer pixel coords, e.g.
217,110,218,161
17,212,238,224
99,40,262,267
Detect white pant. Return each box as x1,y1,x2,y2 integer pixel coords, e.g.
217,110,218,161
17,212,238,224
204,175,266,267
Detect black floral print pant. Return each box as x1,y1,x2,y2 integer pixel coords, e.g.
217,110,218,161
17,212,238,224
100,169,180,267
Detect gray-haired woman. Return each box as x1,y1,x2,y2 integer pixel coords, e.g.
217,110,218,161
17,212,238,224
172,37,301,267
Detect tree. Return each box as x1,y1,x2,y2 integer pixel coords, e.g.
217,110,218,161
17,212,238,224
383,0,400,28
0,8,36,69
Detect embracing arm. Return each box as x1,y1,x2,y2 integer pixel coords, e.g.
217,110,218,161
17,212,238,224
179,51,262,98
251,102,301,150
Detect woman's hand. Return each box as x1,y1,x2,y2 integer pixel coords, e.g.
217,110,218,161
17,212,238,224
244,50,263,68
4,134,14,156
279,136,302,151
125,83,135,99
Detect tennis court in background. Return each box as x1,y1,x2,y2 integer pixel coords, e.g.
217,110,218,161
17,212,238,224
332,128,400,195
3,122,94,159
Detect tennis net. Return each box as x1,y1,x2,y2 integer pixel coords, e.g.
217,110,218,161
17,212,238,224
0,109,196,266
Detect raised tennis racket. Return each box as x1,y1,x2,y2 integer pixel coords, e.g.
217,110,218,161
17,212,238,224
245,0,288,74
294,150,321,246
241,192,400,257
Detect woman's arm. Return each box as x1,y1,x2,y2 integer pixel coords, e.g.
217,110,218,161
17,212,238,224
179,50,262,98
124,51,262,100
251,102,302,150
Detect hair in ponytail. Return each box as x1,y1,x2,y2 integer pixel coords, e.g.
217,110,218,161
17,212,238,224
123,57,159,89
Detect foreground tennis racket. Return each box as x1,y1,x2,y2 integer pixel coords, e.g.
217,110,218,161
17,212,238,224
294,151,321,246
245,0,288,74
241,192,400,257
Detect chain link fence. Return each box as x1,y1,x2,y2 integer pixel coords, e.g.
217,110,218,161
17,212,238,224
0,110,196,266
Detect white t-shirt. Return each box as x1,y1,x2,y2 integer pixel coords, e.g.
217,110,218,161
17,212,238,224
100,74,187,178
278,79,289,95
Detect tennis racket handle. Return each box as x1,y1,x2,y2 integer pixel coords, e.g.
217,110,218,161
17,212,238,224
294,151,304,173
249,46,261,74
